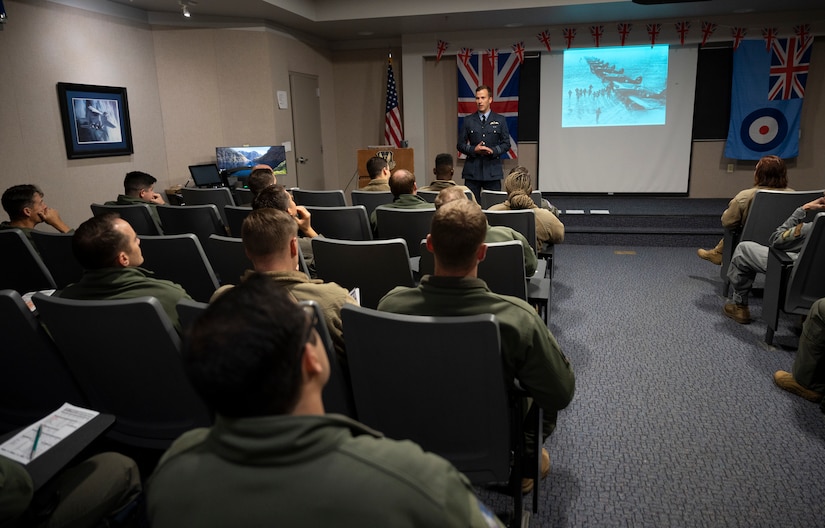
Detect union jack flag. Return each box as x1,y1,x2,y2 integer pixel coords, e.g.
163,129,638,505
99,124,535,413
731,27,747,50
794,24,811,46
674,21,690,46
436,40,448,63
563,27,577,49
769,37,813,100
590,25,604,47
617,23,632,46
761,28,777,51
646,24,661,46
537,30,551,52
457,51,521,159
458,48,473,67
700,21,717,47
512,42,525,65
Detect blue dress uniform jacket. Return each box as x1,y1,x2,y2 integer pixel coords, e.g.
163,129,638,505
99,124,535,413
147,414,505,528
457,111,511,182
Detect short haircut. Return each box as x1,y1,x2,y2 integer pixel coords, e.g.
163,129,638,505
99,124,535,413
1,184,41,221
435,186,469,209
124,171,157,195
430,200,486,270
252,184,291,212
476,85,492,97
241,208,297,258
72,213,129,270
754,155,788,188
366,156,388,179
434,153,453,179
184,273,314,417
504,167,533,195
389,169,415,198
247,168,276,195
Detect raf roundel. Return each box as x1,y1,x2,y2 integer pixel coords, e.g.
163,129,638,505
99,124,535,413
739,107,788,152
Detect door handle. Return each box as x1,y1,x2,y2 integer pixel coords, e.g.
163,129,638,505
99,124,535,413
298,157,308,164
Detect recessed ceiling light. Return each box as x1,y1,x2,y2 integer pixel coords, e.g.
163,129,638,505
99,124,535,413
504,23,524,28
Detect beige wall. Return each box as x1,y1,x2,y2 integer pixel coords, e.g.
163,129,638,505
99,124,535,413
1,1,823,231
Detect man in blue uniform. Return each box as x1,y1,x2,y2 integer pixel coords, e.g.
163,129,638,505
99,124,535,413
457,85,511,201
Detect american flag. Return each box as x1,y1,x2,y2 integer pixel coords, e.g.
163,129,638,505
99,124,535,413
769,37,813,100
457,51,520,159
384,55,403,147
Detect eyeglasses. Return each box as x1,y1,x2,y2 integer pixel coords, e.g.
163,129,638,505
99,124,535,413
298,304,319,351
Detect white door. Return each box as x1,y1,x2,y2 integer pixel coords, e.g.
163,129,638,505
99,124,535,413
289,72,324,189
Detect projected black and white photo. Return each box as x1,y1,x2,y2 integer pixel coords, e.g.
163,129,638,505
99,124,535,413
562,45,668,128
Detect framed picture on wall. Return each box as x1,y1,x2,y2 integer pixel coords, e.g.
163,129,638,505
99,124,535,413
56,82,134,159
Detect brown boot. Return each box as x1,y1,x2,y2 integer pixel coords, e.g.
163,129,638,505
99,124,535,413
773,371,824,402
723,302,751,324
697,245,723,266
521,448,550,494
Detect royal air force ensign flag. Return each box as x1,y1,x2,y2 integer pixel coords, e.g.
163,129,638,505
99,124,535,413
724,38,812,160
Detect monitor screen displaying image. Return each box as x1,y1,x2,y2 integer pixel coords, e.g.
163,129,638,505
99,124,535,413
216,145,287,177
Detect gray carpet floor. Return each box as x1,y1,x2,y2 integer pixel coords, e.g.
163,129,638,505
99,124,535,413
477,244,825,527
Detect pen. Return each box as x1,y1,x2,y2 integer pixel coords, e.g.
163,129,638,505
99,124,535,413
30,425,42,460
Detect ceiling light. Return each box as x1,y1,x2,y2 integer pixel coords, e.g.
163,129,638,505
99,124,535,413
181,3,191,17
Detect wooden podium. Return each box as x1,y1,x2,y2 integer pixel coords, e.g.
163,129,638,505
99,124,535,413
356,147,414,188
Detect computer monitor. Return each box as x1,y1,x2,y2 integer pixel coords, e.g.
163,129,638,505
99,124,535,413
188,163,223,188
215,145,287,178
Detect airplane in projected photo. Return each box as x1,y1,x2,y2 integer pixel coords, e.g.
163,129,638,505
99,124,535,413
562,45,668,128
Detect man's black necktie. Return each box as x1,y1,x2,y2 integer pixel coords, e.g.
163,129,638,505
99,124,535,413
480,114,486,125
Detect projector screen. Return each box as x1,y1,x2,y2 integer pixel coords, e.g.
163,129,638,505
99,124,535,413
539,44,698,194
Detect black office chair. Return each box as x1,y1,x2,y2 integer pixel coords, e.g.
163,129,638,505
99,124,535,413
312,237,414,309
292,189,346,207
0,290,87,433
90,203,162,236
33,293,212,450
763,213,825,344
0,229,56,293
350,190,393,217
181,187,236,226
374,206,435,257
224,205,252,237
305,205,372,241
139,234,220,303
342,305,539,523
156,204,227,246
30,231,84,289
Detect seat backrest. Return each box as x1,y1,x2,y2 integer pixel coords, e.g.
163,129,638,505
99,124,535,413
224,205,252,238
138,234,220,302
374,206,435,257
29,231,84,289
341,304,509,483
784,213,825,314
481,190,508,209
181,187,235,226
156,204,226,246
418,240,527,299
305,205,372,241
297,300,357,418
292,189,346,207
0,290,87,433
32,293,212,450
416,189,475,203
311,237,414,309
90,203,162,236
0,229,56,293
485,209,538,252
176,297,209,336
232,188,254,206
350,190,393,217
740,190,825,245
205,234,252,286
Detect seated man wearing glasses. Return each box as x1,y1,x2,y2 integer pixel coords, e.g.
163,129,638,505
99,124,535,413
148,275,505,527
